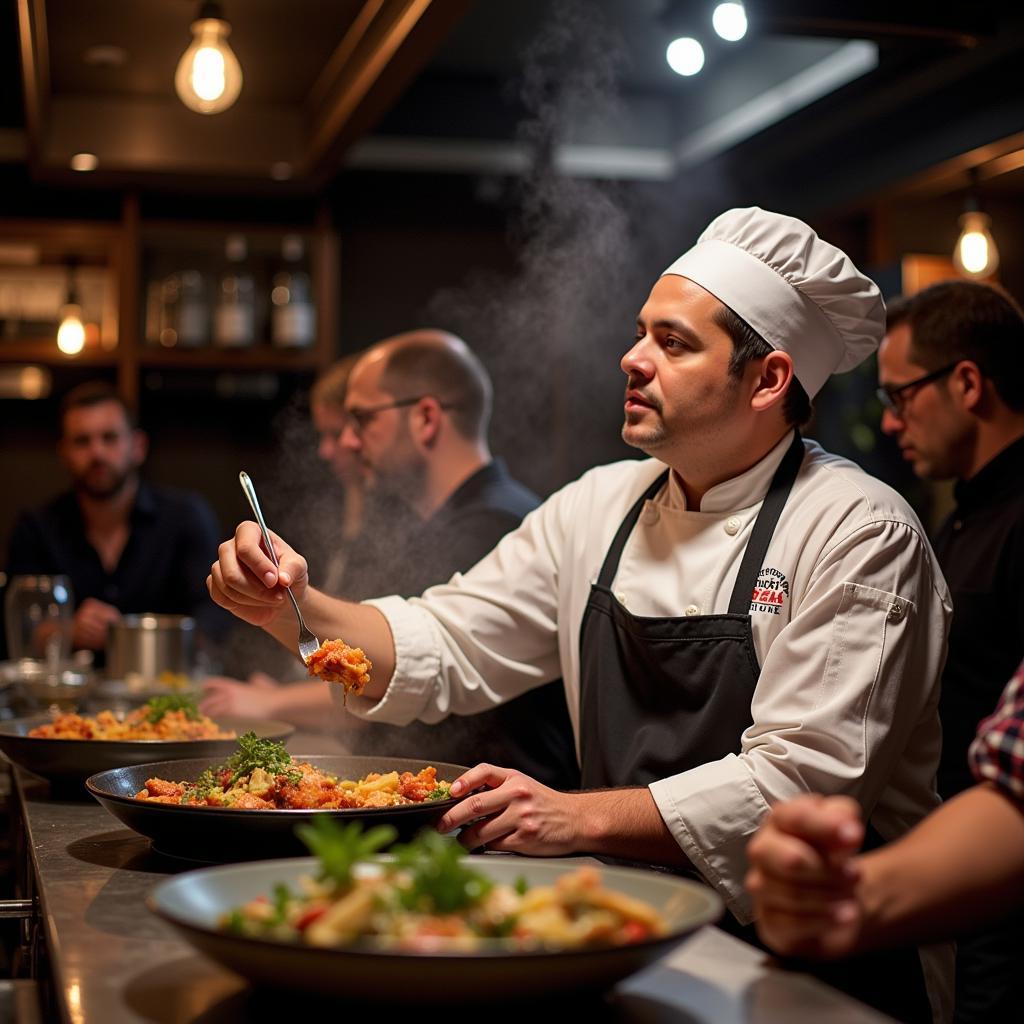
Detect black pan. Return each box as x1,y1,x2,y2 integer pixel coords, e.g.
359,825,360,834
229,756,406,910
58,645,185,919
86,755,468,861
0,713,294,789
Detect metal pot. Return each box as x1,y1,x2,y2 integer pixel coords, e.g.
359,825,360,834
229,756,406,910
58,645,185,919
105,614,196,689
0,657,95,715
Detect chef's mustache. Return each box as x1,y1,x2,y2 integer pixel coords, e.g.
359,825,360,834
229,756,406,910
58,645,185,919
624,381,661,412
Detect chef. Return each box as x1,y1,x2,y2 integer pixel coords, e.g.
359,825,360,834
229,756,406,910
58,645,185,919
210,208,951,1020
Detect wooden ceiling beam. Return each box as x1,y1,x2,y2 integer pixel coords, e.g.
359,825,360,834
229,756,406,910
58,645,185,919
303,0,473,184
15,0,50,167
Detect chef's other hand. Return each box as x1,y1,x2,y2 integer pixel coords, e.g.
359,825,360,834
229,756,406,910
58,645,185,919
207,521,309,627
72,598,121,651
199,671,281,718
746,794,865,959
436,764,581,856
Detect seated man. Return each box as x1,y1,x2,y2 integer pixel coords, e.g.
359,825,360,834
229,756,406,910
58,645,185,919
6,381,228,656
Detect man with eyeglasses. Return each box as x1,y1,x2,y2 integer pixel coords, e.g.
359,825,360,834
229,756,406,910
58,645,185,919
877,279,1024,1024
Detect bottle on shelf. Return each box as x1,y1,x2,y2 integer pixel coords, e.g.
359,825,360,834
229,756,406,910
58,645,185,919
156,269,210,348
270,234,316,348
213,234,256,348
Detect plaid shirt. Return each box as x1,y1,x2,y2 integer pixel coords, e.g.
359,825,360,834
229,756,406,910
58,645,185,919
969,657,1024,804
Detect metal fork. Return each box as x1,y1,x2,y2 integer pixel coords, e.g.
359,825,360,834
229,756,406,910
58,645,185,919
238,471,321,664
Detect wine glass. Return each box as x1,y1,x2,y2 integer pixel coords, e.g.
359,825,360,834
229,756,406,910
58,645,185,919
4,575,75,666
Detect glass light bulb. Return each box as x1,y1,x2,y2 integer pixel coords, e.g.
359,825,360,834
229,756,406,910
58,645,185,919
713,3,747,42
667,37,705,77
953,211,1000,278
57,305,85,356
175,17,243,114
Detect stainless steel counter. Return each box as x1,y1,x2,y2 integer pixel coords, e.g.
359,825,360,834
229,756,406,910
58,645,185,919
9,735,892,1024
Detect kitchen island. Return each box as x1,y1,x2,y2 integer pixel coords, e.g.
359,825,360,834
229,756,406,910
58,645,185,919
7,732,892,1024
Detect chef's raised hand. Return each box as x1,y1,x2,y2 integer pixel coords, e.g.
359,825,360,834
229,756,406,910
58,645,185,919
745,794,866,959
436,764,582,856
207,520,309,627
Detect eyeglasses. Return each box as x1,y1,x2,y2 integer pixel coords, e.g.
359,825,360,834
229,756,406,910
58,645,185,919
875,362,959,415
343,395,459,434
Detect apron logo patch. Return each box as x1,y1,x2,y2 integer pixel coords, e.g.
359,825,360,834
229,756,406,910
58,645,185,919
750,567,789,615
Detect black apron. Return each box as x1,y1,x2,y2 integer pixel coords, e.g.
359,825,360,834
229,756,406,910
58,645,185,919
577,433,932,1024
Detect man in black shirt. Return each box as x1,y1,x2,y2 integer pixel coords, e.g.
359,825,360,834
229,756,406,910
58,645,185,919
877,280,1024,1023
202,331,579,789
6,381,228,656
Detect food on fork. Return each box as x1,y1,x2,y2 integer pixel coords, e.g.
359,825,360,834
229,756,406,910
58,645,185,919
305,639,371,700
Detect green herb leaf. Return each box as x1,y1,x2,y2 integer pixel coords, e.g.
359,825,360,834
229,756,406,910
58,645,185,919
216,731,301,787
144,694,200,724
391,829,492,914
295,817,397,891
514,875,529,896
271,882,291,924
426,783,452,802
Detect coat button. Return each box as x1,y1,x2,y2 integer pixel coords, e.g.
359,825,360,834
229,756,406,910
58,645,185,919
725,516,741,536
615,592,628,606
887,601,905,623
684,604,700,616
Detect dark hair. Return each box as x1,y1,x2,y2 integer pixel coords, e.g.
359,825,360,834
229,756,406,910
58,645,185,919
713,305,813,427
378,335,492,441
887,281,1024,411
59,381,135,433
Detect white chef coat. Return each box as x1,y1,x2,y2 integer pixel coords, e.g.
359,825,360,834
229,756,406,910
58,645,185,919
345,430,951,924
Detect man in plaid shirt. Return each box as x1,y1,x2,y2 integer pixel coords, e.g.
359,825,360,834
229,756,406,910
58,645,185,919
746,656,1024,975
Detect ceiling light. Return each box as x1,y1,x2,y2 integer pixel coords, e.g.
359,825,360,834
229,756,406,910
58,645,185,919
952,170,1000,279
953,210,999,279
667,37,705,77
83,44,127,68
712,3,747,42
70,153,98,172
56,262,85,357
174,1,243,115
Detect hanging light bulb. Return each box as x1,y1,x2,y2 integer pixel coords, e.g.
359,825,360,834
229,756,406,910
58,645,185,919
56,263,85,357
174,1,243,114
712,3,747,42
952,172,1000,279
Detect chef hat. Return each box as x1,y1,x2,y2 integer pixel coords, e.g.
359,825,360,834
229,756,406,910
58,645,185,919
662,207,885,398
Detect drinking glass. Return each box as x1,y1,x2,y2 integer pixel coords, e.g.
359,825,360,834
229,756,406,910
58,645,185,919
4,575,75,665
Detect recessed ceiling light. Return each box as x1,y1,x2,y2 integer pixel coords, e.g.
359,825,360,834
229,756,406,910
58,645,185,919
70,153,99,172
270,162,293,181
666,37,705,77
83,44,127,68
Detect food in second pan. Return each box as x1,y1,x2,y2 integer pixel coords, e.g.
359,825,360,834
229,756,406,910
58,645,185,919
134,732,453,810
27,695,234,741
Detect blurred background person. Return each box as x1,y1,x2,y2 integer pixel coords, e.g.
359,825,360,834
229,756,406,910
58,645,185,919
877,280,1024,1023
202,330,579,789
6,380,229,658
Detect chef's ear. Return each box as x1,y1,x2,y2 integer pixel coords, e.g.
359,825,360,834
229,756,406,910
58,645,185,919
750,350,793,415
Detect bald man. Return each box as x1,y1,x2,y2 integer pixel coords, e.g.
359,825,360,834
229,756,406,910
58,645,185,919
204,330,579,788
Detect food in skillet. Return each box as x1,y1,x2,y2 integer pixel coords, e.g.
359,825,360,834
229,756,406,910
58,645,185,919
134,732,452,810
305,638,371,700
27,695,234,741
223,819,667,952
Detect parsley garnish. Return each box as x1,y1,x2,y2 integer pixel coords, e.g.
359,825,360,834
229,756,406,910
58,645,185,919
391,829,492,914
218,732,301,786
144,694,200,724
296,816,397,891
426,783,452,802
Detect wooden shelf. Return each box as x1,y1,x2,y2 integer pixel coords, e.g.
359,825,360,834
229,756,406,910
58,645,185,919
137,346,324,371
0,340,119,367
